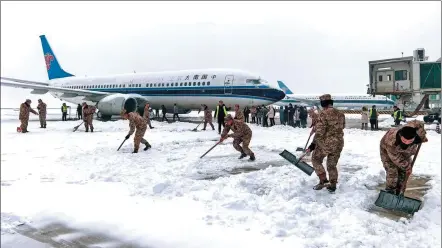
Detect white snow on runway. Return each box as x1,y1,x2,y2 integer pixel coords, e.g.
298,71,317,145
1,118,441,248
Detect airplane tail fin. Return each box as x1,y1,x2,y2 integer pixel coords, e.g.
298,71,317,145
277,81,294,95
39,35,74,80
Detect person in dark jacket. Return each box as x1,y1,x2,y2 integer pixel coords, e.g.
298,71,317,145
369,105,379,130
299,106,308,128
77,104,82,120
243,106,250,123
283,106,289,125
161,105,169,122
214,100,228,134
288,104,294,126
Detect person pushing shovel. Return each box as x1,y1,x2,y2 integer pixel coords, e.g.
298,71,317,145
121,110,152,153
219,114,255,161
379,120,428,196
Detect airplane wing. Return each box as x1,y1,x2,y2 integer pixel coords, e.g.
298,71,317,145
1,77,110,102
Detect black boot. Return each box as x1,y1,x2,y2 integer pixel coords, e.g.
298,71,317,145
238,153,247,159
43,124,46,128
248,153,256,161
326,183,337,193
91,127,94,133
313,179,329,190
144,142,152,151
133,148,139,153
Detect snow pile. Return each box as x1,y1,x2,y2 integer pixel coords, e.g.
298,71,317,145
1,119,441,248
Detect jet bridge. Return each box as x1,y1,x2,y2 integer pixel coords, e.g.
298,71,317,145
367,48,441,115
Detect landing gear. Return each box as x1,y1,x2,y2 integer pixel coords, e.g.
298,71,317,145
96,111,112,122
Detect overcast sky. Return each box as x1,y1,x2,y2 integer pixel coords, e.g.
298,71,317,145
1,1,441,108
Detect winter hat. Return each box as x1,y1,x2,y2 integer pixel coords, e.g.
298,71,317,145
400,126,417,140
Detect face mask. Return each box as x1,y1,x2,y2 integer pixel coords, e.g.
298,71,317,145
399,143,410,150
320,101,328,108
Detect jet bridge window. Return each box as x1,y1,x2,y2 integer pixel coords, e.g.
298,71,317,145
394,70,408,81
378,75,383,82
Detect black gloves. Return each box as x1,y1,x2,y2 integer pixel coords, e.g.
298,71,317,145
125,134,130,140
308,143,316,151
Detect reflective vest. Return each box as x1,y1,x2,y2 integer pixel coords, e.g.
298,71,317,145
215,105,227,118
62,105,68,113
369,108,377,119
393,110,403,120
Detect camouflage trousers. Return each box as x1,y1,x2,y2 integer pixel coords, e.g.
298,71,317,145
380,148,409,193
84,116,94,131
134,126,148,150
39,114,46,127
233,134,253,155
203,120,214,130
311,146,343,184
382,162,408,193
20,119,29,132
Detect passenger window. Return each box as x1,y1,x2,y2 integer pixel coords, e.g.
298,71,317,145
162,83,164,87
167,83,169,87
197,82,201,86
207,82,211,86
193,82,196,86
175,83,178,86
184,82,187,86
180,83,183,86
202,82,205,86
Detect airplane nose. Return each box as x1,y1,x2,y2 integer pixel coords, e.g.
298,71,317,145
276,89,286,101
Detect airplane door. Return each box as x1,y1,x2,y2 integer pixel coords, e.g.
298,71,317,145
224,75,234,94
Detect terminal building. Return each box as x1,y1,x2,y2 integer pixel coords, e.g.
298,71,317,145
367,48,441,112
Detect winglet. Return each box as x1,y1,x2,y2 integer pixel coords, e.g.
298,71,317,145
39,35,74,80
277,81,294,95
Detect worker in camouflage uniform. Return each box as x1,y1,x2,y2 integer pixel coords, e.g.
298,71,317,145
220,114,255,161
143,102,154,129
380,120,428,195
234,104,245,122
306,94,345,193
82,102,96,132
19,99,38,133
121,110,152,153
201,104,215,131
308,108,319,134
37,99,47,128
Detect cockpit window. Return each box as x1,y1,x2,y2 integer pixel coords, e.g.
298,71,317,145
246,79,260,84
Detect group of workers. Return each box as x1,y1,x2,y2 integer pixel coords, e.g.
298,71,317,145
18,96,430,196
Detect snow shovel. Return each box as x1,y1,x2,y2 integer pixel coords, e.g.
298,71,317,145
296,133,313,152
73,122,84,132
374,143,423,215
117,138,128,151
200,141,221,159
192,120,204,132
279,149,314,176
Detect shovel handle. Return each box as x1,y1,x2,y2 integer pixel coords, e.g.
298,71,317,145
200,141,221,159
303,133,314,151
399,143,422,194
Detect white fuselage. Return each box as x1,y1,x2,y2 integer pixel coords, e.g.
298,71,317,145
274,94,396,109
48,68,286,111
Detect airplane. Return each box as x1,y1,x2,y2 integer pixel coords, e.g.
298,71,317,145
1,35,286,121
273,81,396,110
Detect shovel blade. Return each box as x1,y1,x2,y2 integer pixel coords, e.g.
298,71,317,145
279,149,314,176
374,190,422,215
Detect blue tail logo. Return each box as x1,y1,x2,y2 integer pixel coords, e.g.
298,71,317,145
39,35,74,80
277,81,294,95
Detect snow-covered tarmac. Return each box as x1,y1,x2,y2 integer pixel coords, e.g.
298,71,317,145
1,114,441,248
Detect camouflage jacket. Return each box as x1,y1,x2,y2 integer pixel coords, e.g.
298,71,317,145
309,112,318,128
221,119,252,138
37,102,47,115
83,105,96,116
128,112,147,135
234,109,245,122
204,108,213,122
19,102,37,120
313,108,345,150
380,121,428,168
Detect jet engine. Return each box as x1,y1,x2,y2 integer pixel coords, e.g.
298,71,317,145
96,94,141,120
